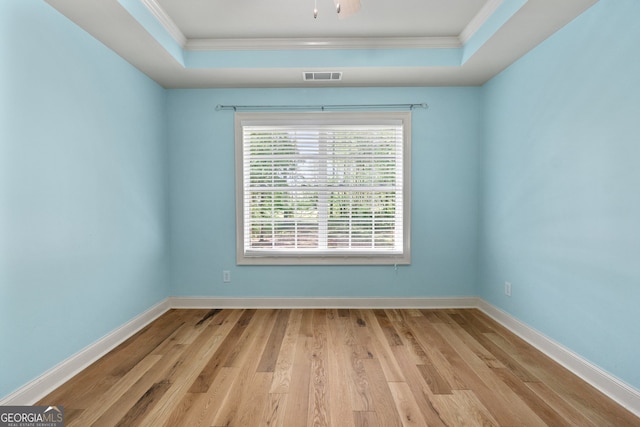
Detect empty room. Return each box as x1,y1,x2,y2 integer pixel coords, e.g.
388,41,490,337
1,0,639,425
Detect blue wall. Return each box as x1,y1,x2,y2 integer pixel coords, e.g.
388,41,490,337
0,1,169,398
479,0,640,389
167,87,481,298
3,0,639,404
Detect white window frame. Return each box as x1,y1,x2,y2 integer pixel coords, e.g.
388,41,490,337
235,111,411,265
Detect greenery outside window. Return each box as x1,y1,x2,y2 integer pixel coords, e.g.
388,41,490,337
235,111,411,265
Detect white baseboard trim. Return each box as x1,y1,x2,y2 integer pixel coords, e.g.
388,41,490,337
478,299,640,418
3,295,638,419
0,298,171,406
168,296,480,309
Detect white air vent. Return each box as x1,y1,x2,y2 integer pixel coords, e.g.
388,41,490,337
303,71,342,81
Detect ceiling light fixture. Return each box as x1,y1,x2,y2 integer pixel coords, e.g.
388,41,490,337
314,0,361,19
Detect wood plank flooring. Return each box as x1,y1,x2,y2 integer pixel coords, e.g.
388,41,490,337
38,309,639,426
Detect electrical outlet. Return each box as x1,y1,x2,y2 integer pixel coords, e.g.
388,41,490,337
223,270,231,283
504,281,512,297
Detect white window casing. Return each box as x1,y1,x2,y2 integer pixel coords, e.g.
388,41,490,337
235,111,411,265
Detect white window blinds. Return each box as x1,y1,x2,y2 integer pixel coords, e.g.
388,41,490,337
236,112,411,265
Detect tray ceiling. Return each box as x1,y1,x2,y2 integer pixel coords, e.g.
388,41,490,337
45,0,598,88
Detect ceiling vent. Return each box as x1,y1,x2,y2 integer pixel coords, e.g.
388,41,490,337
303,71,342,81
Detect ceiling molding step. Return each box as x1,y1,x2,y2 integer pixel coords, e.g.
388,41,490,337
141,0,187,47
459,0,504,44
46,0,598,87
185,36,462,51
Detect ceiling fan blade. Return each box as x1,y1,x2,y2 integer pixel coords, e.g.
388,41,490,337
334,0,361,19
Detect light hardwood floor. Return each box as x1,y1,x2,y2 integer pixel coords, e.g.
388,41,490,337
38,308,639,426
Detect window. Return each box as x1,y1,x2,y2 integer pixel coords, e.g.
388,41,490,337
235,111,411,265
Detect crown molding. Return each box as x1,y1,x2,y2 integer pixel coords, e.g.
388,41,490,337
141,0,461,51
185,36,462,51
140,0,500,52
141,0,187,47
459,0,504,44
139,0,505,52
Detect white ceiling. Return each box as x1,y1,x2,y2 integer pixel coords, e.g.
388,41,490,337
45,0,598,88
156,0,487,39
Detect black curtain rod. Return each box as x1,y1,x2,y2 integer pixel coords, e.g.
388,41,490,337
215,103,428,112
